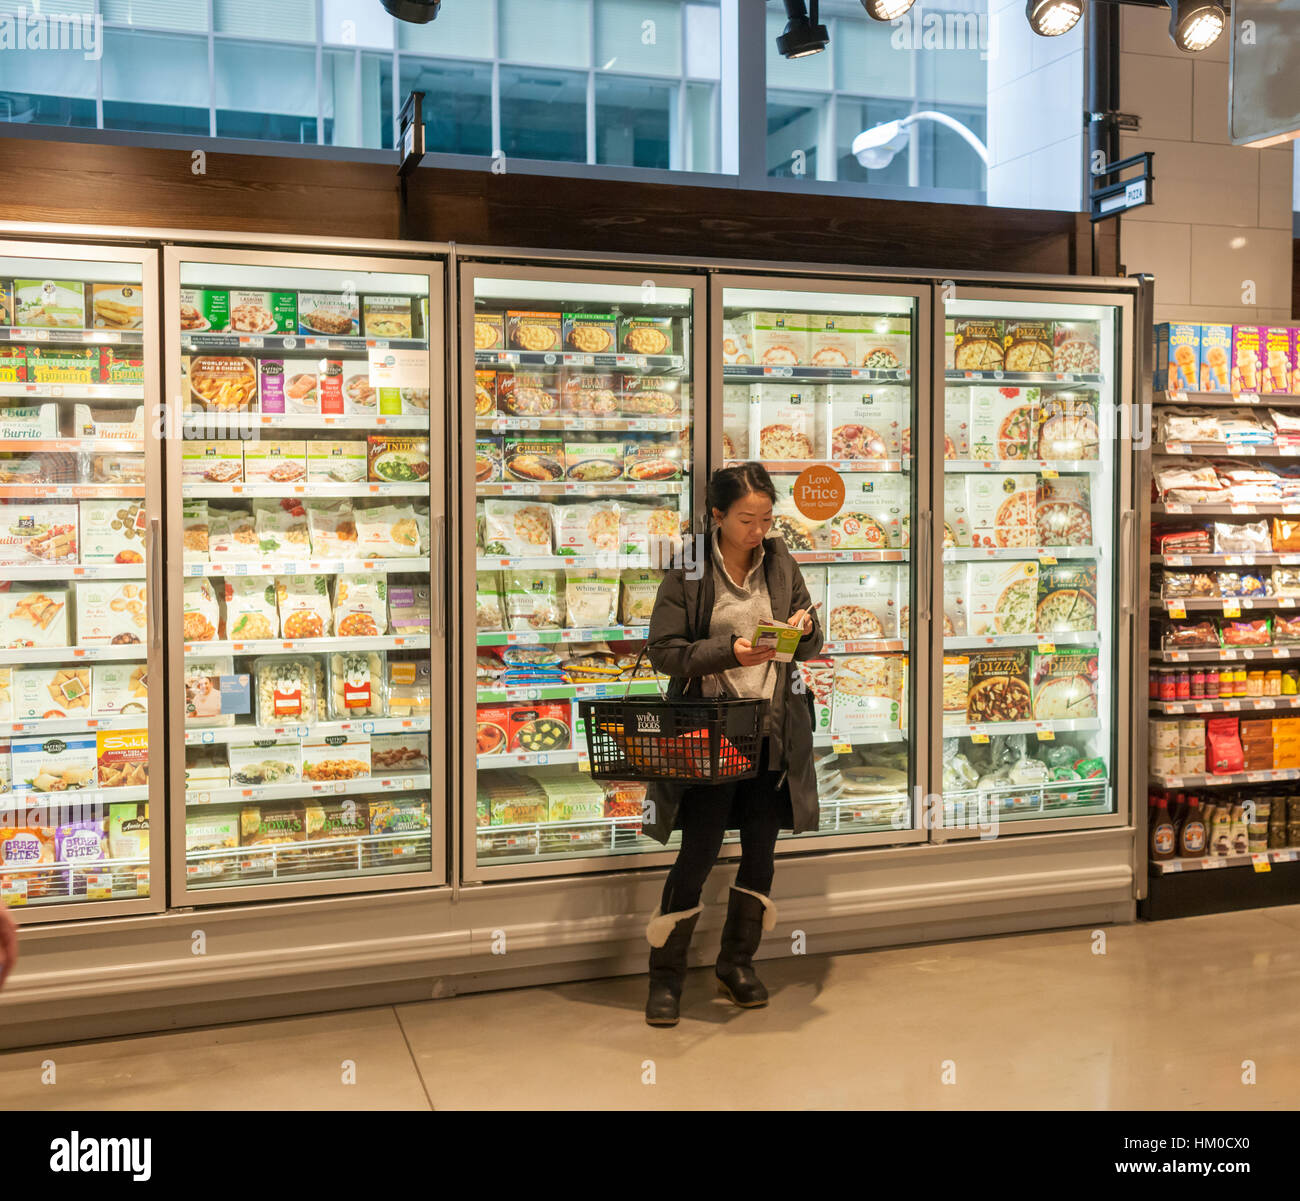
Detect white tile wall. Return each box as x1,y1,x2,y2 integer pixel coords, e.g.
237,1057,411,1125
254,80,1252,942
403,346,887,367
1121,53,1193,142
1189,225,1292,311
1259,147,1294,230
1121,220,1192,306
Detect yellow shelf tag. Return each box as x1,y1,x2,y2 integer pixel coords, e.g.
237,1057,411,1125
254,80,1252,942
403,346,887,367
832,742,853,754
1222,603,1241,618
1036,728,1056,741
971,733,990,744
1168,605,1187,619
1037,642,1056,654
1252,854,1271,873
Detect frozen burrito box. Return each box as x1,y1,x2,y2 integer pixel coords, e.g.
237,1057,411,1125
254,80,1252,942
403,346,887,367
14,667,90,719
11,733,97,794
75,580,147,646
0,503,78,564
301,733,371,782
624,439,682,483
966,560,1038,638
0,585,68,648
97,728,148,789
185,813,239,876
1031,648,1099,721
0,403,58,439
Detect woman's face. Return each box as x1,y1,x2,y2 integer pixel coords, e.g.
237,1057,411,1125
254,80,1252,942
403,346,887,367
713,490,773,552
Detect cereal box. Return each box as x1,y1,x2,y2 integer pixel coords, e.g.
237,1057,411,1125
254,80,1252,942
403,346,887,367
836,473,908,549
966,473,1037,549
751,383,821,459
13,279,86,329
1031,648,1100,720
362,296,414,340
966,560,1039,637
968,386,1040,461
1197,323,1232,393
0,504,78,564
297,292,359,337
182,439,244,485
1052,321,1102,375
75,580,148,646
91,662,148,718
619,316,676,358
244,440,308,486
1035,475,1093,547
953,319,1005,372
179,288,229,333
1232,325,1265,394
742,312,807,368
1036,561,1098,634
507,310,561,354
11,733,97,793
830,654,904,736
562,313,617,356
1263,327,1295,396
1002,321,1055,374
97,729,148,788
964,649,1032,724
307,439,367,484
825,384,904,460
806,313,857,369
79,498,147,563
825,564,902,642
857,317,911,372
0,586,68,649
473,312,504,352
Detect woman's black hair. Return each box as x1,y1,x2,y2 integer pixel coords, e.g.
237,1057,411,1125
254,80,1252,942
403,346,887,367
707,462,777,519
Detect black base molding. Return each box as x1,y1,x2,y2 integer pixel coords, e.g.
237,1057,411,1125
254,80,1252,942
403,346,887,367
1141,858,1300,920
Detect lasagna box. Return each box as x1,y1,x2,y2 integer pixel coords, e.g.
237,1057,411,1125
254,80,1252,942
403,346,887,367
297,292,359,337
181,439,244,485
244,440,308,486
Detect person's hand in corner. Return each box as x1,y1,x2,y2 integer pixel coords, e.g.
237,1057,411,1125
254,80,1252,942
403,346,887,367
0,903,16,991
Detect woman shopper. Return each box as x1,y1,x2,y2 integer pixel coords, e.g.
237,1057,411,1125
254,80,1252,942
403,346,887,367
642,462,823,1027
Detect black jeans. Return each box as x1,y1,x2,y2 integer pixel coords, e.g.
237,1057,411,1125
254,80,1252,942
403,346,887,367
659,739,785,913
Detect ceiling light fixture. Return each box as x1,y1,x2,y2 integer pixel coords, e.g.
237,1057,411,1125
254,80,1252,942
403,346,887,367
860,0,917,20
381,0,441,23
1026,0,1082,37
1168,0,1225,51
776,0,829,59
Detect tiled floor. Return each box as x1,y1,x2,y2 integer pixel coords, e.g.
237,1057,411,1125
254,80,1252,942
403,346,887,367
4,906,1299,1109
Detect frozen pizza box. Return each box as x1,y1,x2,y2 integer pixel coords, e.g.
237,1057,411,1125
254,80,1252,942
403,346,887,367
834,473,908,549
1034,475,1093,547
964,649,1032,724
1053,321,1102,375
244,440,308,486
942,562,967,637
952,318,1005,373
0,403,57,439
795,658,834,734
942,476,970,548
562,313,618,356
1002,320,1055,374
770,474,830,552
79,498,147,563
944,318,955,370
739,312,808,368
473,312,505,353
11,732,97,793
307,439,367,484
0,504,79,564
0,586,68,649
750,383,821,460
179,288,230,334
721,385,750,460
825,564,902,642
722,317,754,365
1036,561,1098,634
966,473,1037,549
97,728,148,789
806,313,858,369
227,290,296,335
362,296,414,340
13,279,86,329
1036,390,1099,460
968,386,1039,462
91,662,148,718
829,654,904,736
856,318,911,372
1031,648,1100,720
942,656,970,715
619,316,676,358
506,310,561,354
75,580,148,646
181,439,244,485
966,560,1038,637
825,385,903,460
297,292,359,338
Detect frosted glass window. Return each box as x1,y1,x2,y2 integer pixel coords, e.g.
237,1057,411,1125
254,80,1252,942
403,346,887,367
917,41,987,107
0,0,93,13
684,2,720,79
101,0,208,31
103,31,209,105
0,47,96,97
215,41,316,115
214,0,316,43
322,0,394,49
397,2,493,57
595,0,681,76
500,0,591,69
402,58,493,156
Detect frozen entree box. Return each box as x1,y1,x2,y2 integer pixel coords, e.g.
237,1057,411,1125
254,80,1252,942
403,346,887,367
79,498,147,563
11,733,97,794
0,404,57,440
825,384,903,460
806,313,858,369
297,292,359,337
0,586,68,649
0,503,79,564
13,279,86,329
751,383,821,459
75,580,148,646
91,662,148,718
227,289,296,335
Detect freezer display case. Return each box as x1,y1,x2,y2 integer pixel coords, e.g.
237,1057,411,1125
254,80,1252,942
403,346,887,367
714,279,930,842
462,265,704,873
936,292,1133,834
0,244,162,919
164,248,445,902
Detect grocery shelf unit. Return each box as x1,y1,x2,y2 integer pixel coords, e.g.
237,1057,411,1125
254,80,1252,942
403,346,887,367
0,239,163,923
162,245,446,905
1141,386,1300,918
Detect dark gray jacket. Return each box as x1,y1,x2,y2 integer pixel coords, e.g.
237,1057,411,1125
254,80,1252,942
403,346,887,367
642,535,825,843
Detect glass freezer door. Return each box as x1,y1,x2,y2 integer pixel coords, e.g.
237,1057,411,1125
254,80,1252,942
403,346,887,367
164,248,445,903
0,245,162,920
937,292,1133,835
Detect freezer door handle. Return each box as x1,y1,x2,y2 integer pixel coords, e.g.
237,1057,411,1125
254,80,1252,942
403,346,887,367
149,517,162,651
1120,508,1136,616
918,511,932,622
434,513,446,638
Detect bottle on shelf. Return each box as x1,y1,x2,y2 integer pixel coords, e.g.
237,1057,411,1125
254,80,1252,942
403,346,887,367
1149,791,1176,860
1176,792,1207,858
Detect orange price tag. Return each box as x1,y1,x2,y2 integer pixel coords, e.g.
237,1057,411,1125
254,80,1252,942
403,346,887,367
793,465,845,523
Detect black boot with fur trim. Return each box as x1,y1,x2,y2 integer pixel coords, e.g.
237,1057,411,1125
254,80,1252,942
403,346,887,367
645,906,702,1027
715,886,776,1008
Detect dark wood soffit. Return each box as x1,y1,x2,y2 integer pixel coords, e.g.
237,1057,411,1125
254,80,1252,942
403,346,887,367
0,136,1095,278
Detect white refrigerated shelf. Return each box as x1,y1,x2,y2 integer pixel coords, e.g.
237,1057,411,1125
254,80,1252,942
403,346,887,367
945,370,1103,386
182,481,428,498
0,438,143,453
183,333,427,352
183,557,429,577
944,459,1103,474
0,713,147,739
6,785,149,808
0,643,145,665
0,326,143,345
477,553,654,571
1151,768,1300,789
820,639,907,654
184,715,432,746
1158,442,1300,457
1150,697,1300,715
478,749,585,771
0,563,146,580
476,481,684,498
813,730,908,747
0,483,145,498
186,830,432,883
790,549,908,564
477,680,661,704
0,856,151,907
477,349,685,371
726,458,904,474
723,365,908,383
477,415,687,433
183,634,429,656
187,773,432,807
943,717,1102,738
1151,848,1300,874
0,383,143,399
1158,646,1300,663
182,413,428,431
1155,390,1300,407
1159,554,1300,567
477,625,647,646
943,546,1098,561
944,631,1097,650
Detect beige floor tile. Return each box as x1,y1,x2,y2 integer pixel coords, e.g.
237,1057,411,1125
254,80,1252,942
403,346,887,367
0,1006,431,1111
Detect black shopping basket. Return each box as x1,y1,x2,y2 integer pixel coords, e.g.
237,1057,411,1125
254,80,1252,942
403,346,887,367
578,649,767,783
